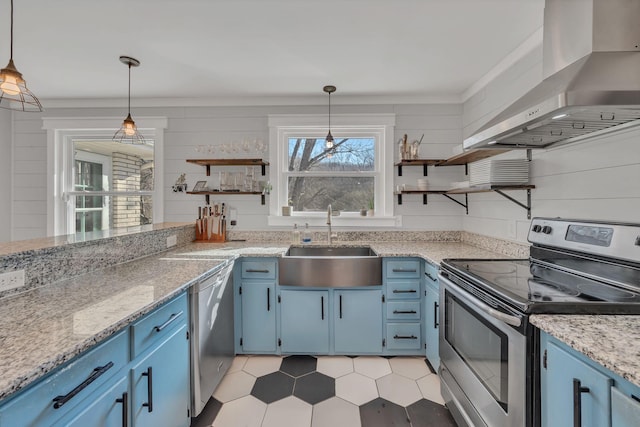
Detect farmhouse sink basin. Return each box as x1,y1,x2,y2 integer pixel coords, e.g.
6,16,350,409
279,246,382,287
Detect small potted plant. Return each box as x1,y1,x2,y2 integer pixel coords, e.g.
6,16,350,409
360,206,367,216
282,199,293,216
367,198,374,217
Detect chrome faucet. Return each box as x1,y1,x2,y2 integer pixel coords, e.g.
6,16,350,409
327,204,336,244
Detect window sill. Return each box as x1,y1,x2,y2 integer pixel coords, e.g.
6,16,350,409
267,215,401,228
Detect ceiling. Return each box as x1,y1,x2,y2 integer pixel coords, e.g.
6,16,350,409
1,0,544,104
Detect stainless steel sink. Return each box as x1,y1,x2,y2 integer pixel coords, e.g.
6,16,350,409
279,246,381,287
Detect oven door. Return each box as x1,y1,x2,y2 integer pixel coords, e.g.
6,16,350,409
439,274,527,427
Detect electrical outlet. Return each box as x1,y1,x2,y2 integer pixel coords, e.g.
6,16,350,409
166,234,177,248
0,270,25,292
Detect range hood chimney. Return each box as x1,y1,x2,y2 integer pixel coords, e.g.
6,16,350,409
464,0,640,150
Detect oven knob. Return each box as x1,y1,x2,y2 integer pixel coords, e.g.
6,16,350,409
542,226,552,234
532,225,542,233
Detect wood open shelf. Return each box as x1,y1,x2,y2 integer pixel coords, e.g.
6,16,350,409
394,159,446,176
436,149,512,166
445,184,535,194
186,158,269,176
187,191,265,205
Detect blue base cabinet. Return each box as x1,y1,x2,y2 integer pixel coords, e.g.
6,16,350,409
540,331,640,427
382,258,424,355
334,289,383,354
0,292,190,427
234,258,278,354
280,289,330,354
424,261,440,370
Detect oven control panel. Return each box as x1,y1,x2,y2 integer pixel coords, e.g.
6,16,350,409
528,218,640,263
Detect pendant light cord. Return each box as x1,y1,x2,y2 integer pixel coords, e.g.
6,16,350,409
127,62,131,114
9,0,14,59
328,91,331,131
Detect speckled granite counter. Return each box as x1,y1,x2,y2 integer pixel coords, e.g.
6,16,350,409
531,315,640,387
0,239,507,401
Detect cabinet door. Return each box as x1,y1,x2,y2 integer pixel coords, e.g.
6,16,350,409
542,341,612,427
334,289,383,354
612,386,640,427
425,285,440,370
131,324,190,427
54,375,129,427
240,281,277,352
280,290,329,354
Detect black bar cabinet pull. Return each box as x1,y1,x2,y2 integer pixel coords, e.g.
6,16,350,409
425,271,437,281
142,367,153,413
392,268,417,273
153,311,183,332
116,392,128,427
573,378,590,427
267,288,271,311
434,302,439,328
246,269,269,273
52,361,114,409
339,295,343,319
393,289,417,294
394,334,418,340
321,296,324,320
393,310,417,314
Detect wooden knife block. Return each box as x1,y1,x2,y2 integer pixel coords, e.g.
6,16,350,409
195,218,226,242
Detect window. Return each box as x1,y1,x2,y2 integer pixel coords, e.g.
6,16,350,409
43,117,167,237
268,114,398,227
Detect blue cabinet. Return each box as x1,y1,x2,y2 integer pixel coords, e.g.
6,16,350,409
280,289,330,354
235,258,278,353
383,258,424,355
0,292,190,427
334,289,383,354
540,331,640,427
424,261,440,370
131,324,190,427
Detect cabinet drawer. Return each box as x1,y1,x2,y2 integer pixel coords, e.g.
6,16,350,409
386,260,421,279
386,280,421,300
241,260,277,279
386,323,422,350
0,329,128,427
424,262,439,291
131,293,188,358
386,301,421,320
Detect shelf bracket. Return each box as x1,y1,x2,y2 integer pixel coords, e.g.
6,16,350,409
397,193,403,205
205,194,210,205
261,194,266,205
397,165,403,176
422,193,428,205
205,165,211,176
494,189,532,219
441,194,468,215
261,164,266,176
423,164,428,176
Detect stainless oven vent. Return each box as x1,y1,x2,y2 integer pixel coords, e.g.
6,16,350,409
464,0,640,150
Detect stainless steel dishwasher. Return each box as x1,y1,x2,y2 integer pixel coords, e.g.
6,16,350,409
189,260,234,417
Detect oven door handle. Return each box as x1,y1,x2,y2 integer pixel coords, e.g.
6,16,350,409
443,277,522,327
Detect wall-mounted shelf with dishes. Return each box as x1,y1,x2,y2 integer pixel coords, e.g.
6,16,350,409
435,148,512,174
185,158,269,205
394,189,468,213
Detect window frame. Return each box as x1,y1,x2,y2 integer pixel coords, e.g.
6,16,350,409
43,117,167,237
267,114,399,228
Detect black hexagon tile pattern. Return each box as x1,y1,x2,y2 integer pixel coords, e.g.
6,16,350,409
192,355,457,427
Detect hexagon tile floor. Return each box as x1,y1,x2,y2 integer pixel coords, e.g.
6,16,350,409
192,355,457,427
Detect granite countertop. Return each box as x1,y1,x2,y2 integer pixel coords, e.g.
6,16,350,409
530,315,640,387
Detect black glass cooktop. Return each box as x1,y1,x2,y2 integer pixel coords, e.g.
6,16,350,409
441,257,640,314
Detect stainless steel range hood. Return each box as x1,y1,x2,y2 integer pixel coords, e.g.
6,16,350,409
464,0,640,150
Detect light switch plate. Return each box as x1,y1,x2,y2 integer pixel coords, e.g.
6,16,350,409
0,270,25,292
166,234,177,248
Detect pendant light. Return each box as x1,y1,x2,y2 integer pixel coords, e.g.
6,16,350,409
113,56,146,144
323,85,336,149
0,0,42,112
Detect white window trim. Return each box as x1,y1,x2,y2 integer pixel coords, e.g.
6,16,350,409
74,150,112,232
43,116,168,237
267,114,400,228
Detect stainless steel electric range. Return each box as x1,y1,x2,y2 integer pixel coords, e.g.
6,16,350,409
438,218,640,427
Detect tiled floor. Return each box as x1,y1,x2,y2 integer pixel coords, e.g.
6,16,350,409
192,355,457,427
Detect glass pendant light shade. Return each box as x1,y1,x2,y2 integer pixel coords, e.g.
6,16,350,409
323,85,336,150
0,0,43,112
113,56,146,144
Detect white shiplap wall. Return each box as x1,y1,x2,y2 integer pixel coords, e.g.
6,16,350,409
9,103,465,241
0,109,11,242
462,45,640,244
